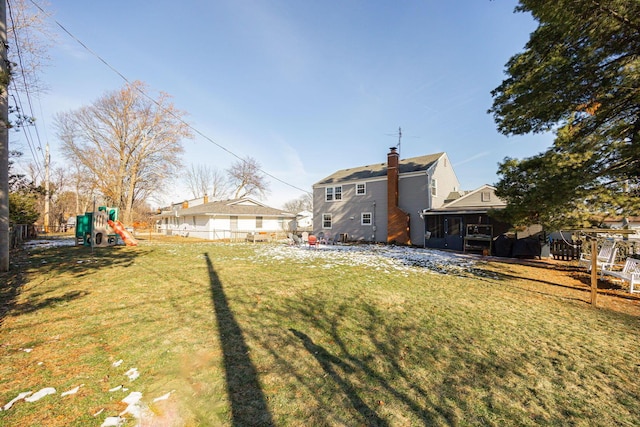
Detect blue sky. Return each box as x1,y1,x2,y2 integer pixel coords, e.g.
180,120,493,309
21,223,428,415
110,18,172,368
14,0,553,209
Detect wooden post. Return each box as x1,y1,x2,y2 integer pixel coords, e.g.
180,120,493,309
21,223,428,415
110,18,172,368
0,0,9,271
590,239,598,306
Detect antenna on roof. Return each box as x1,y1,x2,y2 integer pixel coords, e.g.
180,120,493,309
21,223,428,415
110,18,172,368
385,126,402,157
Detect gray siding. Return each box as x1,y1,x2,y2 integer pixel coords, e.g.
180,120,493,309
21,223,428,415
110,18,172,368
398,174,429,245
312,153,462,245
313,179,387,242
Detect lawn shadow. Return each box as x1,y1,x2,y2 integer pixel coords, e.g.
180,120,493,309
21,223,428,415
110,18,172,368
0,249,28,327
203,253,274,426
0,242,141,327
290,328,389,427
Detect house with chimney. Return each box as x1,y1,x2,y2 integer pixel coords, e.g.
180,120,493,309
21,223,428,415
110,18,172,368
156,196,295,241
312,147,461,246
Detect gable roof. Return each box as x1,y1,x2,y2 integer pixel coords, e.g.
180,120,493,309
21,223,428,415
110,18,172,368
423,184,506,214
158,198,295,218
314,152,444,186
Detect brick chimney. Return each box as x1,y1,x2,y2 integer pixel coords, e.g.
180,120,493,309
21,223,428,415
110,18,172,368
182,200,189,209
387,147,411,245
203,194,209,204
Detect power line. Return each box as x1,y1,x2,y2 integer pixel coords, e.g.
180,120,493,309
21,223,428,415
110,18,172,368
9,90,43,177
29,0,311,196
7,0,45,177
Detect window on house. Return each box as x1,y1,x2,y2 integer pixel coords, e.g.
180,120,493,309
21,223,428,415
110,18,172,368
256,216,263,229
481,191,491,202
322,213,332,229
356,183,366,195
361,212,372,225
431,178,437,197
325,186,342,201
325,187,333,201
192,216,196,226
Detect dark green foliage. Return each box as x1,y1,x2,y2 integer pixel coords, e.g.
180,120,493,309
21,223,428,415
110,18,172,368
8,151,43,225
8,192,41,225
490,0,640,228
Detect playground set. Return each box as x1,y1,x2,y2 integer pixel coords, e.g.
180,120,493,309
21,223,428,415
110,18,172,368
75,207,138,247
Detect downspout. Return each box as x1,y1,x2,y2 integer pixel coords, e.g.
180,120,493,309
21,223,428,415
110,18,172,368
372,200,377,242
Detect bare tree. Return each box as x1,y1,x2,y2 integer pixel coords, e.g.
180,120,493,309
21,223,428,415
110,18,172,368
185,164,230,200
6,0,55,94
226,157,269,200
55,81,193,224
69,162,97,215
282,193,312,213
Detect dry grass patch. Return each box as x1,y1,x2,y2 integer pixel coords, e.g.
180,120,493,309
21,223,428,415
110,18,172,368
1,238,639,426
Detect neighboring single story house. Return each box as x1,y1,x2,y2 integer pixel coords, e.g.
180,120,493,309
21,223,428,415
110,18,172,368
602,216,640,233
420,184,511,252
156,196,295,241
312,147,461,245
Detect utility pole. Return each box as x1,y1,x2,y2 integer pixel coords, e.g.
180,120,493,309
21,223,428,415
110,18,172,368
44,143,50,232
0,0,9,272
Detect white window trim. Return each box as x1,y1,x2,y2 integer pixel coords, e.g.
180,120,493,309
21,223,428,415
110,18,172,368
322,213,332,229
334,186,342,201
356,183,366,195
325,187,334,202
325,186,342,202
431,178,437,197
361,212,372,226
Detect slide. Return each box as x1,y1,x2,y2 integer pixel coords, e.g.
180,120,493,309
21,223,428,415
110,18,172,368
108,220,138,246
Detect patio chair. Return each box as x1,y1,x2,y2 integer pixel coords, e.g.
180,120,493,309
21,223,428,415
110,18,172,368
308,234,318,249
578,240,618,273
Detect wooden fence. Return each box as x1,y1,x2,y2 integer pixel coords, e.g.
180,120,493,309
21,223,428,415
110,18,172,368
550,239,582,261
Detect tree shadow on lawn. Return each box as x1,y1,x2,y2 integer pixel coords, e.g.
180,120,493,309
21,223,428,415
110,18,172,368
474,259,640,306
237,285,447,424
203,253,274,426
0,244,141,327
290,328,389,427
263,295,639,425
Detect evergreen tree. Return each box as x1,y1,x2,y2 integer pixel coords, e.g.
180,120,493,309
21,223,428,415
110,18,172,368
490,0,640,228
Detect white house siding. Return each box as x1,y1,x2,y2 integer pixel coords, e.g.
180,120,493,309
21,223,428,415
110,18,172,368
161,215,290,241
429,154,461,209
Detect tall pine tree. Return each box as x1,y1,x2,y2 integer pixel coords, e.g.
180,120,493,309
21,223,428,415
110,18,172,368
490,0,640,229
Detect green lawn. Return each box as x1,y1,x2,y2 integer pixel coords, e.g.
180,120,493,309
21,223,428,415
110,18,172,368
1,238,639,426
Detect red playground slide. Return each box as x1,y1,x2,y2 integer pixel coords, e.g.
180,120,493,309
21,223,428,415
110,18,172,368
108,220,138,246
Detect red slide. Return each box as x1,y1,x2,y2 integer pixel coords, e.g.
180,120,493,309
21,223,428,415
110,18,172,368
108,220,138,246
